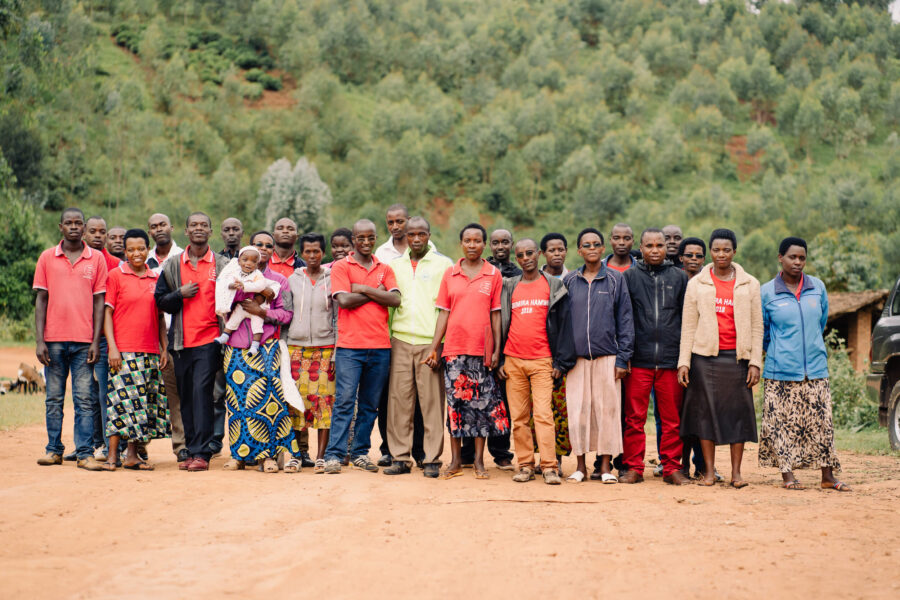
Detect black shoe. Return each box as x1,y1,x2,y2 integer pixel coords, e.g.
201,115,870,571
590,468,604,481
63,451,77,462
377,454,393,467
415,458,425,469
423,463,440,478
176,449,190,463
494,459,515,471
384,461,411,475
299,451,315,468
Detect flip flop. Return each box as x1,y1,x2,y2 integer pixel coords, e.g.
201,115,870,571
566,471,584,483
474,470,490,480
822,481,851,492
101,462,117,471
439,468,463,480
730,480,748,489
123,462,154,471
697,478,716,486
783,481,804,490
601,472,618,484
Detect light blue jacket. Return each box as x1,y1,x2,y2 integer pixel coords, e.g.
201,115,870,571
761,273,829,381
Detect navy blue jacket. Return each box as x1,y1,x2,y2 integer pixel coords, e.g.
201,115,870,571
761,273,829,381
564,264,634,369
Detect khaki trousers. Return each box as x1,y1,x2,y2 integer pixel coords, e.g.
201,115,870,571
566,356,622,456
161,352,185,455
505,356,557,470
387,338,444,465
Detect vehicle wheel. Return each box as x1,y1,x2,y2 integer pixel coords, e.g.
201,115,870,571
889,381,900,451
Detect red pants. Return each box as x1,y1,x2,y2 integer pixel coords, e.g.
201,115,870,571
623,368,683,476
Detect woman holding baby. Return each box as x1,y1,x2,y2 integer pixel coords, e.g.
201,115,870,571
220,231,297,473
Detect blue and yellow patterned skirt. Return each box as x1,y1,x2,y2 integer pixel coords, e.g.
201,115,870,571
224,339,297,461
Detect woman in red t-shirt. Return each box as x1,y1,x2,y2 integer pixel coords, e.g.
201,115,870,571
102,229,170,470
677,229,763,489
424,223,510,480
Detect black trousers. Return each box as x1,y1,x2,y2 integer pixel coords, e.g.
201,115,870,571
460,378,513,464
378,379,426,463
173,343,219,461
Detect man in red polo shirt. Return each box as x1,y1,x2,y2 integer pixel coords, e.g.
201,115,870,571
33,207,107,471
155,212,229,472
323,219,400,474
268,217,306,280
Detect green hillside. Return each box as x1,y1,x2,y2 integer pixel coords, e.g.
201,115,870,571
2,0,900,323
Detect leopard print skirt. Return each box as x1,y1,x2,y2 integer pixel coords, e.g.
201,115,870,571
759,378,841,472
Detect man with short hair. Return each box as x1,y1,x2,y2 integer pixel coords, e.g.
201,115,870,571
107,226,126,261
82,216,117,459
619,228,691,485
220,217,244,259
34,208,108,471
662,224,684,269
603,223,636,272
155,212,229,472
459,229,518,470
146,213,187,462
324,219,400,474
498,238,575,485
374,203,427,467
487,228,522,278
540,233,569,278
384,216,451,478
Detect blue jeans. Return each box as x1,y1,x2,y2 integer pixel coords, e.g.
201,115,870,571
90,338,109,450
45,342,95,459
324,348,391,462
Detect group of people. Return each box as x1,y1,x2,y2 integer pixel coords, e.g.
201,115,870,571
32,203,850,491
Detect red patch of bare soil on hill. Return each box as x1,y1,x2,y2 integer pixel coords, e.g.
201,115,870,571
244,70,297,110
726,135,762,182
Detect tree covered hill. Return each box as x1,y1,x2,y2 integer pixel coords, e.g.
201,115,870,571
2,0,900,323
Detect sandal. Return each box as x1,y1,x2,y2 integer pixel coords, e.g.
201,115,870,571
314,458,325,474
601,472,618,484
123,461,154,471
566,470,585,483
283,457,301,474
263,458,278,473
822,481,851,492
474,469,490,480
439,468,463,480
223,459,245,471
730,480,749,489
783,481,804,490
101,461,117,471
697,478,716,486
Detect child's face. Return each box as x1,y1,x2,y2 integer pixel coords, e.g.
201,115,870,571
238,251,259,273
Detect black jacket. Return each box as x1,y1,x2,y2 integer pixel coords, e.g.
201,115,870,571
498,272,576,377
622,260,687,369
487,256,522,278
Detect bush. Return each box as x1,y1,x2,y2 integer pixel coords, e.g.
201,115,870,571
826,330,878,429
244,68,264,83
258,73,282,91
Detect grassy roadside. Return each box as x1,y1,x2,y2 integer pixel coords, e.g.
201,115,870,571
2,393,898,457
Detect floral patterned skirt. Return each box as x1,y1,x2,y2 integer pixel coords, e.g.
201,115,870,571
443,355,509,439
288,345,336,429
759,378,841,472
529,375,571,457
105,352,170,443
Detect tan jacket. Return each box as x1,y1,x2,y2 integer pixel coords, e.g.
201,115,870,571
678,262,763,369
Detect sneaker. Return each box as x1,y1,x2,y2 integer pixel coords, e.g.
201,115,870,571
543,470,562,485
299,451,315,468
324,459,342,474
423,463,440,478
352,455,379,473
653,463,664,477
37,452,63,466
377,454,392,467
384,461,411,475
77,456,105,471
94,447,108,461
494,459,515,471
512,467,535,483
314,458,325,474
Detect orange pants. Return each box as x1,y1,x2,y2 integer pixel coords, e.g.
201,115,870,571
505,356,557,470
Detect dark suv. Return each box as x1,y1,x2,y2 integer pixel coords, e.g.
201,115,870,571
868,275,900,450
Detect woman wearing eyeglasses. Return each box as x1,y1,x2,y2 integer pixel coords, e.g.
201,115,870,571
678,228,762,488
562,228,634,483
221,231,296,472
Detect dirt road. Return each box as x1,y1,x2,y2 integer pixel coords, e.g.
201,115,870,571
1,424,897,599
